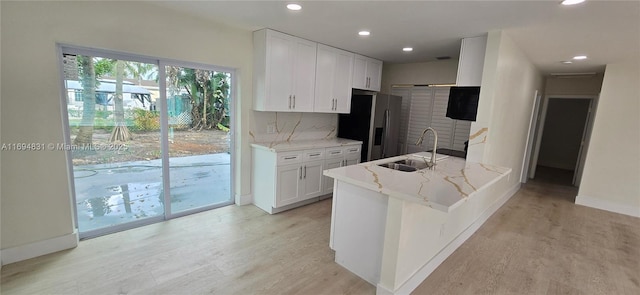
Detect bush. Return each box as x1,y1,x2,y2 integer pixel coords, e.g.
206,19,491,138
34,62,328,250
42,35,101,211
131,109,160,131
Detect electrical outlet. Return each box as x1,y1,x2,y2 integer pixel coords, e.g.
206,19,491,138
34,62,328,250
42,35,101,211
267,123,276,134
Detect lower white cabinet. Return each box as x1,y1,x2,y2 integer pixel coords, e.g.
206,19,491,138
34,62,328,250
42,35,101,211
323,145,362,195
252,143,361,214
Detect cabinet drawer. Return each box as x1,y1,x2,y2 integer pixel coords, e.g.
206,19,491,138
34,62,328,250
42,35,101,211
303,149,325,161
277,152,303,166
325,148,344,159
344,145,361,156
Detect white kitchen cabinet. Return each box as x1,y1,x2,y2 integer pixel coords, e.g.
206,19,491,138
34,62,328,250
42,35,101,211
456,35,487,87
353,54,382,92
253,143,361,213
323,145,362,194
276,163,303,207
314,44,354,113
275,159,324,207
301,160,324,200
253,147,325,212
253,29,317,112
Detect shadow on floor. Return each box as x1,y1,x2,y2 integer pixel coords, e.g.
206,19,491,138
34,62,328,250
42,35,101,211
533,165,574,186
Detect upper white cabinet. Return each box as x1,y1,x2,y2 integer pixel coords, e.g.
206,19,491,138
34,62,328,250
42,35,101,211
314,44,354,113
254,29,317,112
456,35,487,87
353,54,382,92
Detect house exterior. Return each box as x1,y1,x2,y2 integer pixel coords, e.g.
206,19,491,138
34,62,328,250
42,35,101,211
0,1,638,267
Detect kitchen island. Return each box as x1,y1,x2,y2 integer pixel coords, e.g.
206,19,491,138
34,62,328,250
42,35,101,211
323,152,513,295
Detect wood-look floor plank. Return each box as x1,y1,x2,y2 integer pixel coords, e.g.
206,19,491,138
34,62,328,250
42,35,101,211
2,169,638,295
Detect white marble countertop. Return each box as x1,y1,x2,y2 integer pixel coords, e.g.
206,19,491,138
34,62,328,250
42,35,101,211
251,138,362,152
323,152,512,213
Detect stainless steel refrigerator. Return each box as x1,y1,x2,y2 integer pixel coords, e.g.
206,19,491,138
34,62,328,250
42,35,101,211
338,91,402,162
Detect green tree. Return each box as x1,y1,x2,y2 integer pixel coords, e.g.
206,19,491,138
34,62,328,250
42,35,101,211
165,67,230,131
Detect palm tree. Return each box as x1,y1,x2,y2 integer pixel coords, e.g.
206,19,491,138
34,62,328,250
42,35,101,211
109,60,131,142
125,62,157,85
74,56,97,145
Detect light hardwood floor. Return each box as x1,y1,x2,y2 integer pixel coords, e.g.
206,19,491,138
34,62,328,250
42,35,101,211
2,176,639,295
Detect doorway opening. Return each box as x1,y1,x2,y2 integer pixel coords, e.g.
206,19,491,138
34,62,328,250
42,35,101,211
529,96,597,187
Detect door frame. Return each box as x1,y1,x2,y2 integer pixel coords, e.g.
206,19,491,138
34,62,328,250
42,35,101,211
528,94,598,185
520,90,541,183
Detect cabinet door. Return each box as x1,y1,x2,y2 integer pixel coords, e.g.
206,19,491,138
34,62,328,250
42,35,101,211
345,157,360,166
276,164,302,207
366,59,383,92
352,54,368,90
301,160,324,201
343,145,362,166
334,50,354,113
291,38,317,112
314,44,337,113
456,35,487,87
323,158,343,194
266,32,295,111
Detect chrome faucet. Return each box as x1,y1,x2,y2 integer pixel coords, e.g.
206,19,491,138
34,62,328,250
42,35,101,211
415,127,438,169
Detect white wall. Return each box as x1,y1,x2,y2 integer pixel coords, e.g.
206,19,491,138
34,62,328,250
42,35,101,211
537,99,591,170
380,59,458,91
0,1,253,260
468,31,544,190
577,61,640,217
545,74,603,96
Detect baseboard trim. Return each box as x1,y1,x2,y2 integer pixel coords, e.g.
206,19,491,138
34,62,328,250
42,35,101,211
389,183,521,295
575,195,640,218
375,283,394,295
235,193,253,206
1,231,79,266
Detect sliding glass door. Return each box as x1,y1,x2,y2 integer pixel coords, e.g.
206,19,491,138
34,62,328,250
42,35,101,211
163,63,233,216
61,47,234,238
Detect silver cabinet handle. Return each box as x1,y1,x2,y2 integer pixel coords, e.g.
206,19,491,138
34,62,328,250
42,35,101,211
284,156,297,160
289,95,292,109
303,165,306,178
299,166,302,179
293,95,296,109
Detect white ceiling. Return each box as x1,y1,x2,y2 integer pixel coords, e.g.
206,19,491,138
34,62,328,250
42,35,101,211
152,0,640,74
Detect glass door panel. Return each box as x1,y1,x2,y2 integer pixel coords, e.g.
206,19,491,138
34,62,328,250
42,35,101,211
165,66,233,214
62,53,163,235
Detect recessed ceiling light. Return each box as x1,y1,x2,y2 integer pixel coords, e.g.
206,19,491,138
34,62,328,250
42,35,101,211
561,0,585,5
403,47,413,52
573,55,588,60
286,3,302,11
358,31,370,36
561,61,573,64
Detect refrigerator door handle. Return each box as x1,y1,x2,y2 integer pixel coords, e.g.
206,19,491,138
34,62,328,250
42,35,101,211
381,109,390,158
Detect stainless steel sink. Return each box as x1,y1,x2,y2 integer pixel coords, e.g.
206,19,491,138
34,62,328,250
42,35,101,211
377,158,430,172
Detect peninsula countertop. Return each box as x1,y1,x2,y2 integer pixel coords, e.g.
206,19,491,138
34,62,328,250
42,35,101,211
251,138,362,152
323,152,511,213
